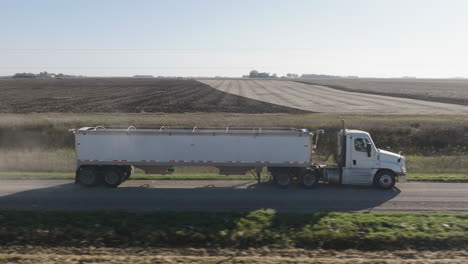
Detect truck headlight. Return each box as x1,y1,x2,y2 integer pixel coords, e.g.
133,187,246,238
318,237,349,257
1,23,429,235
400,166,406,173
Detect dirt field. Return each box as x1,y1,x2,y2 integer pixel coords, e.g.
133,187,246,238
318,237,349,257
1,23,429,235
3,77,468,114
199,79,468,114
0,247,466,264
294,78,468,105
0,78,305,113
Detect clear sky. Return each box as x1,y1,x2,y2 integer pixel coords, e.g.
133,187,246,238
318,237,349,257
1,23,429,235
1,0,467,77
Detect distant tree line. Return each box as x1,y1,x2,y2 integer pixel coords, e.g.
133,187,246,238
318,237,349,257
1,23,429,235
12,71,81,79
12,73,37,78
300,74,359,79
248,70,277,78
133,75,154,78
246,71,359,79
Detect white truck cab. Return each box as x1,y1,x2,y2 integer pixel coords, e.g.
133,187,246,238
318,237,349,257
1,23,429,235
321,129,407,189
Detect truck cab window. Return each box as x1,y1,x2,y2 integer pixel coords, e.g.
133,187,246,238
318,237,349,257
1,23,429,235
354,138,369,152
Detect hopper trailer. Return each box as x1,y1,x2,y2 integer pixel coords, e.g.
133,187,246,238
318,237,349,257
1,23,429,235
71,124,407,189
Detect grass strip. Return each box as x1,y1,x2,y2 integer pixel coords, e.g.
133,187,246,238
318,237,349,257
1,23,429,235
409,173,468,182
0,210,466,250
0,172,466,182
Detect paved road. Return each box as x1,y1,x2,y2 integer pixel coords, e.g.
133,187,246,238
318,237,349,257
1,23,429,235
0,180,466,212
199,79,468,114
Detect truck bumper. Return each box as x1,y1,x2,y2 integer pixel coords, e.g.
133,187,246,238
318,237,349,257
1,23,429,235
397,172,407,183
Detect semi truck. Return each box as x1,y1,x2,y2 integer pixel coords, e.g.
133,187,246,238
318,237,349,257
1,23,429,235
71,122,407,189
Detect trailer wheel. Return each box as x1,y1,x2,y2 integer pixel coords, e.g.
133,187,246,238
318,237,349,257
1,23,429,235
374,170,396,190
276,173,291,189
77,166,100,187
103,167,123,188
269,170,277,184
121,166,134,181
301,170,319,189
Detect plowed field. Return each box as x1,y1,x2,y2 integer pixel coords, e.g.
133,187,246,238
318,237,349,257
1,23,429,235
0,78,305,113
200,79,468,114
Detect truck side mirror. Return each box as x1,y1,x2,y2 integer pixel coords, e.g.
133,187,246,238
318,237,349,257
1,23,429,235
366,143,372,157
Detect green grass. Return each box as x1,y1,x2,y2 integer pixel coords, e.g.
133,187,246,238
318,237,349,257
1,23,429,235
406,155,468,174
0,171,466,182
408,173,468,182
0,210,466,250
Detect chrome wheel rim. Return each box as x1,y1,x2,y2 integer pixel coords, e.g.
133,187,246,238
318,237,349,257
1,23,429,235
379,174,393,188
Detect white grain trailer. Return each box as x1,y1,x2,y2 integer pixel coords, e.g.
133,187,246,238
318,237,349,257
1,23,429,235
71,124,407,189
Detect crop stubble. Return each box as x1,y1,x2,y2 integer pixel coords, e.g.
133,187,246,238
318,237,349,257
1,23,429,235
199,79,468,114
294,78,468,105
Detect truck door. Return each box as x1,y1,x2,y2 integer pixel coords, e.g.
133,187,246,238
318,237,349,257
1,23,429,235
344,136,379,184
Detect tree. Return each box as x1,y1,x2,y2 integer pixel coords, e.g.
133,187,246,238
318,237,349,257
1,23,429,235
12,73,36,78
37,71,52,78
249,70,259,78
248,70,276,78
257,72,270,78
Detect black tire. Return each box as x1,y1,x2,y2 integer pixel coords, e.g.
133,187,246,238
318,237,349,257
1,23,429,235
121,166,134,181
271,173,278,184
276,173,291,189
103,167,123,188
374,170,396,190
77,166,100,187
301,170,319,189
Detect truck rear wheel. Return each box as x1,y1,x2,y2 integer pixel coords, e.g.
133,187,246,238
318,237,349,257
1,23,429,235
374,170,396,190
103,167,123,188
276,173,291,189
301,170,319,189
77,166,100,187
121,166,133,181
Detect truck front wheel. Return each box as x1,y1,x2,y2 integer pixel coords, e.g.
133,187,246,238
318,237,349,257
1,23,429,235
374,170,396,190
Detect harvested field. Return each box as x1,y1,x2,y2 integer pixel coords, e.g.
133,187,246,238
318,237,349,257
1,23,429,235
294,78,468,105
0,78,305,113
199,79,468,114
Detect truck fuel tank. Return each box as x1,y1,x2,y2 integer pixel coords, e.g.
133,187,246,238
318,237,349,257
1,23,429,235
322,165,340,184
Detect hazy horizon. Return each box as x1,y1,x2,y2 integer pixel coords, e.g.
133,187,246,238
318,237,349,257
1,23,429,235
2,0,468,78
